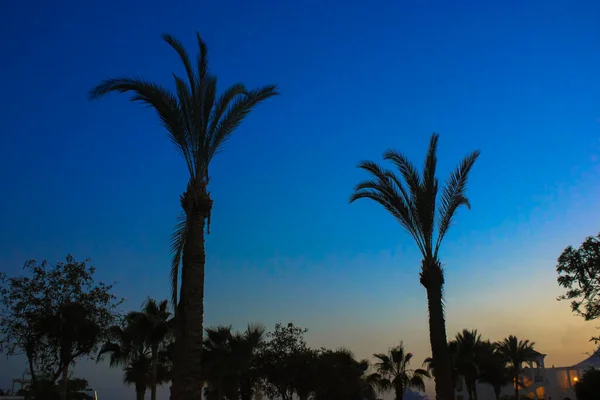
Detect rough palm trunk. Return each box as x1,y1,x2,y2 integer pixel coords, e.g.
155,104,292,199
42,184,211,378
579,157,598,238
422,260,454,400
60,363,69,400
136,383,146,400
395,384,404,400
172,182,210,400
151,345,158,400
513,372,519,400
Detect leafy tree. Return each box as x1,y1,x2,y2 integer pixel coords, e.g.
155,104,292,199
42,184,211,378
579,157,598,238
495,335,537,400
128,298,172,400
351,133,479,400
574,368,600,400
477,341,509,400
454,329,482,400
257,323,310,400
89,33,278,400
312,348,371,400
368,341,430,400
0,255,121,400
556,233,600,321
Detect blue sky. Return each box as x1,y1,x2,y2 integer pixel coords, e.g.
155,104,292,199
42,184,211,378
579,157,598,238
1,0,599,398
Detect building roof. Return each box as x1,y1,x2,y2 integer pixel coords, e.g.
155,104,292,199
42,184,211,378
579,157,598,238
573,347,600,369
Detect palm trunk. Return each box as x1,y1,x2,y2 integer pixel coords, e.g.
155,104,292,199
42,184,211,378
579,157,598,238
60,363,69,400
395,384,404,400
466,381,476,400
172,183,210,400
151,345,158,400
136,383,146,400
422,261,454,400
493,387,500,400
514,372,519,400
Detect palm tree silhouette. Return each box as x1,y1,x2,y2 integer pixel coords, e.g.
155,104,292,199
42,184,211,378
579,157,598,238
495,335,538,400
98,315,169,400
369,342,430,400
89,33,278,400
351,133,479,400
454,329,482,400
128,298,171,400
477,340,509,400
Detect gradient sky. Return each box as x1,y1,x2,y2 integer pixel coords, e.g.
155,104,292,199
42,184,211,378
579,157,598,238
1,0,599,398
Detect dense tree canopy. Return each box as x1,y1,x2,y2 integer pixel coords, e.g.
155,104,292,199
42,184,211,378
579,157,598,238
556,233,600,321
0,255,122,399
574,368,600,400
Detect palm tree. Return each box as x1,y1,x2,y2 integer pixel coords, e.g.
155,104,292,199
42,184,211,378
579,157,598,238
123,356,153,400
98,318,152,400
369,342,430,400
454,329,482,400
89,33,278,400
229,324,266,400
477,341,509,400
350,133,479,400
495,335,538,400
202,326,235,400
128,298,172,400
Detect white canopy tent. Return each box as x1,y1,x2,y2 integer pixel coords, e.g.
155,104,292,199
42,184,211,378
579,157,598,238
573,347,600,369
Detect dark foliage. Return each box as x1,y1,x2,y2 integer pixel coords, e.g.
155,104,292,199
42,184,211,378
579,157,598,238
574,368,600,400
556,233,600,321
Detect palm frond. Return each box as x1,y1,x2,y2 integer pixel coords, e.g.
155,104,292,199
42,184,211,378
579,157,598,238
410,375,426,392
97,342,121,364
207,83,246,138
434,149,480,258
350,161,426,255
195,33,210,138
414,368,430,378
170,211,189,309
88,77,195,178
419,134,440,254
207,85,278,162
162,34,196,92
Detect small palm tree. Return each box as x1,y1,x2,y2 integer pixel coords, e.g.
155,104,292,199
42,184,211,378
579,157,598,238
369,342,430,400
495,335,538,400
202,326,235,400
454,329,482,400
477,341,509,400
351,133,479,400
98,318,152,400
128,298,172,400
123,356,153,400
229,324,266,400
89,33,278,400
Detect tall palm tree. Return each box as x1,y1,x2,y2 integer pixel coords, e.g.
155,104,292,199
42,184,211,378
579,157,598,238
495,335,538,400
477,341,509,400
89,33,278,400
350,133,479,400
454,329,482,400
369,342,430,400
128,298,172,400
423,339,459,392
